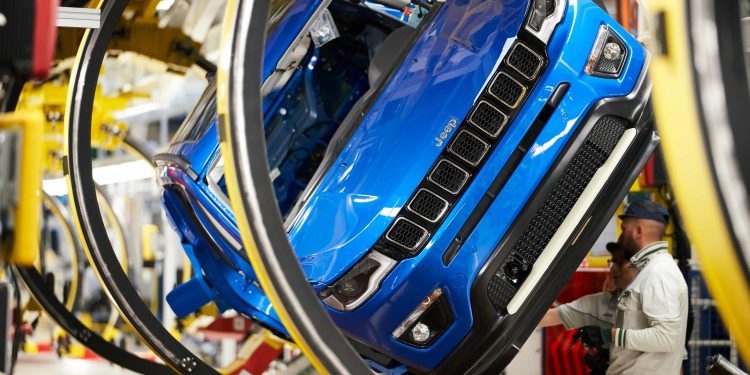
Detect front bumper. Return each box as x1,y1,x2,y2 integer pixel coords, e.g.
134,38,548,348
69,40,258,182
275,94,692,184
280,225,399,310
433,59,655,374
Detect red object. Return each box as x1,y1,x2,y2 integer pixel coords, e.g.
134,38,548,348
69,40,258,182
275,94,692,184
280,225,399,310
639,154,655,187
544,270,609,375
229,340,283,375
32,0,59,79
199,316,254,341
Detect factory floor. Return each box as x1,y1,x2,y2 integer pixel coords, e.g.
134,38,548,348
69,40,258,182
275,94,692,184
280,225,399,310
15,352,136,374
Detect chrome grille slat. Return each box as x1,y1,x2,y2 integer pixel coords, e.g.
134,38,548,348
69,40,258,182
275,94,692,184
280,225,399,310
407,188,450,223
469,100,508,138
448,130,490,166
386,218,429,251
427,159,470,195
488,72,526,108
507,42,543,80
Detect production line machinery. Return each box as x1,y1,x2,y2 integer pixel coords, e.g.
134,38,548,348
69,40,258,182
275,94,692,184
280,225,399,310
0,0,748,373
61,0,658,373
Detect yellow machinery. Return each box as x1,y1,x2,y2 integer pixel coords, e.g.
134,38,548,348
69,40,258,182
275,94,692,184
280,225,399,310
0,112,44,266
648,0,750,362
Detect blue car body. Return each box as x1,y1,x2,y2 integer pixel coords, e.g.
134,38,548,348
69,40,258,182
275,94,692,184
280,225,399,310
157,0,656,372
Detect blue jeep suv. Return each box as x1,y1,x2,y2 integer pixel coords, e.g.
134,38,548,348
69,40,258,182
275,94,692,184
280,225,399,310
156,0,656,372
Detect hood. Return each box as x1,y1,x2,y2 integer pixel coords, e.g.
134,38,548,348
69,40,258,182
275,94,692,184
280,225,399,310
288,0,529,285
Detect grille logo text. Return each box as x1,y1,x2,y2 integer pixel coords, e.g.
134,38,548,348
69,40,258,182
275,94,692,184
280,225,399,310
434,119,458,147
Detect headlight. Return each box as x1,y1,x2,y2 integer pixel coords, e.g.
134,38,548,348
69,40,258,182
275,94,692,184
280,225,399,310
585,25,628,78
321,251,396,311
524,0,567,44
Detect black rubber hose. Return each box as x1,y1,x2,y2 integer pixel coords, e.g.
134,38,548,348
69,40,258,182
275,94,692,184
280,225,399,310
124,131,156,166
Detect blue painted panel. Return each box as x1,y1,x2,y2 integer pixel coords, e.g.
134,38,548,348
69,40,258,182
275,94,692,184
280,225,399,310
287,0,530,285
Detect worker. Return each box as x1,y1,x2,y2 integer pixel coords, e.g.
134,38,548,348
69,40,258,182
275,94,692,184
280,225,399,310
538,241,637,328
538,241,637,373
542,199,689,374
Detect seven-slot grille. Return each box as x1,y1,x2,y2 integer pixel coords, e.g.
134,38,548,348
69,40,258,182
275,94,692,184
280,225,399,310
372,37,548,260
487,115,629,312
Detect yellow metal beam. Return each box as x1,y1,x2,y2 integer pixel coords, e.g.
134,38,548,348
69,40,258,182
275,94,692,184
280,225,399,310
648,0,750,362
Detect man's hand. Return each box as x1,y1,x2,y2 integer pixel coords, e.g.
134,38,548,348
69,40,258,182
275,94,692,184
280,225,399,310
602,274,617,294
573,326,613,349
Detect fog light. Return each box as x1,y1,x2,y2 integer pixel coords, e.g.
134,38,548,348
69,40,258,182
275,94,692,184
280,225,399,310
603,42,622,60
393,288,453,347
585,25,628,78
411,323,431,344
321,251,396,311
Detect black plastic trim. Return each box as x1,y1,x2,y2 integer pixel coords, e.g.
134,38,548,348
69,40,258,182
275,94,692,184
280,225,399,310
154,153,198,180
442,83,569,265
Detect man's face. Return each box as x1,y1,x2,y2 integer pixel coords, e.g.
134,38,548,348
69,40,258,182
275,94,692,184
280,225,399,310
617,218,640,257
609,250,636,290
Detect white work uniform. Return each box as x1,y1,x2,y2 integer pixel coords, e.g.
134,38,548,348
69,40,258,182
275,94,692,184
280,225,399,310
557,291,619,329
608,241,689,375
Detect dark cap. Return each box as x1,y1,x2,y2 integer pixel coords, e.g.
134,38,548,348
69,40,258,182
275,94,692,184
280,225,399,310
605,242,620,252
618,199,669,225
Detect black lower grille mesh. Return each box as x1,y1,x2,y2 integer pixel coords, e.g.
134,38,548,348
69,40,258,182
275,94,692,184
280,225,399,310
487,115,628,312
507,43,542,80
429,160,470,194
487,277,516,312
470,101,508,138
489,72,525,108
449,130,489,166
387,218,427,251
408,189,448,222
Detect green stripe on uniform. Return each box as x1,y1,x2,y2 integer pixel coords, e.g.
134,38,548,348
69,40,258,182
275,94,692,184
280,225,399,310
633,247,668,264
623,329,627,347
